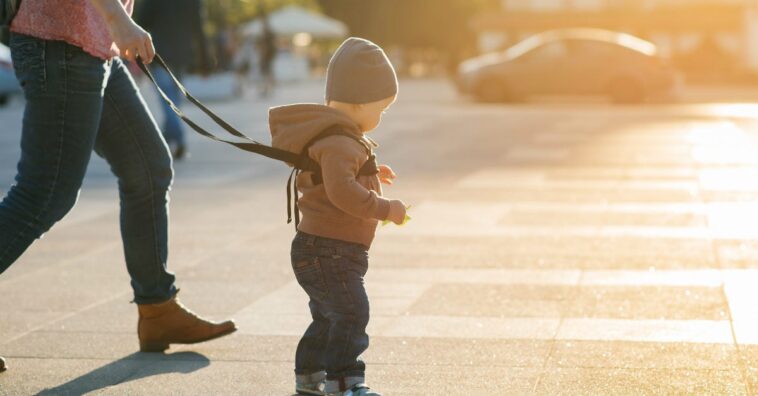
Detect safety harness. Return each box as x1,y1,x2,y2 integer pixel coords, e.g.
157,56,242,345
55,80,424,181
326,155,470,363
287,125,379,225
137,55,379,226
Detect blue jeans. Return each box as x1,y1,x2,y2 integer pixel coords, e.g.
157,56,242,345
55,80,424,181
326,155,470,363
150,65,185,147
0,34,177,304
291,232,370,381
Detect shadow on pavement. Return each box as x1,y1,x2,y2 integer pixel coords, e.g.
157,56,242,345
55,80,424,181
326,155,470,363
36,351,210,395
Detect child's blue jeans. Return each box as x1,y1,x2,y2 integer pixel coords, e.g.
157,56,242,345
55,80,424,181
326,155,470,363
291,231,370,382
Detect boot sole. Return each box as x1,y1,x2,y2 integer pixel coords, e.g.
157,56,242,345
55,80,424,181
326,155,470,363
295,387,325,396
139,341,171,353
139,326,238,353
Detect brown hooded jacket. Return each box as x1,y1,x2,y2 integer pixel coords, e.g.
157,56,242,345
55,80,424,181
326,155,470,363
269,104,391,247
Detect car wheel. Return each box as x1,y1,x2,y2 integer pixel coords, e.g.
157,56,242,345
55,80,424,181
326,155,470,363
0,95,9,106
474,79,511,103
609,78,645,104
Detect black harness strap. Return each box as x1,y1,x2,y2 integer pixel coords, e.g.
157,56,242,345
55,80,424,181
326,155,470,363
299,126,378,185
286,126,380,226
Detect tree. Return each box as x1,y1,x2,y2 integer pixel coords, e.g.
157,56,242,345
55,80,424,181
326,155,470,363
205,0,318,30
135,0,319,33
317,0,499,65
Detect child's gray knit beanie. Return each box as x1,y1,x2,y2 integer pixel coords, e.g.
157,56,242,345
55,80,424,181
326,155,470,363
325,37,398,104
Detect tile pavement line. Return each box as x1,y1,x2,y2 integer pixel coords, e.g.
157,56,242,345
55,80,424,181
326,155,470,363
369,268,722,287
233,279,738,344
719,270,758,396
721,272,758,345
0,242,121,287
237,313,736,344
389,223,758,240
236,268,725,319
398,199,758,240
722,282,752,396
1,222,284,348
698,133,753,396
1,290,131,346
459,178,700,191
555,318,732,344
417,201,711,214
531,267,584,393
0,172,281,288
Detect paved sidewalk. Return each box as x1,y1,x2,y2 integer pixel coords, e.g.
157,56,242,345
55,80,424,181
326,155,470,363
3,79,758,394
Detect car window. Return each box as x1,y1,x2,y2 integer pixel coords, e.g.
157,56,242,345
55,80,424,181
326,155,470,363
522,41,569,62
575,39,650,60
571,41,612,57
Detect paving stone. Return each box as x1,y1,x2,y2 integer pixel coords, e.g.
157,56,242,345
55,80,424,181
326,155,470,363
736,345,758,368
564,286,728,320
743,367,758,395
409,284,574,318
547,340,739,369
373,236,715,269
502,210,705,227
716,240,758,269
534,368,746,396
410,284,727,320
0,358,292,396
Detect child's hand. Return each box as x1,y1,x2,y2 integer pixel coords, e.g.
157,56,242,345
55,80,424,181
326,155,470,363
386,200,408,225
378,164,397,185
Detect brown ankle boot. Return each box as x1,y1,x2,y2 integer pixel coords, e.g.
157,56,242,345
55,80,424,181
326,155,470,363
137,295,237,352
0,356,6,372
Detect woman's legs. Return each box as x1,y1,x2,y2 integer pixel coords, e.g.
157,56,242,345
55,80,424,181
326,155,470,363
96,58,235,350
0,35,235,353
94,57,177,304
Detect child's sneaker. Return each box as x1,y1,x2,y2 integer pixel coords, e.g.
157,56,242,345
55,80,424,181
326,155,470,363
326,383,381,396
326,383,382,396
296,371,326,395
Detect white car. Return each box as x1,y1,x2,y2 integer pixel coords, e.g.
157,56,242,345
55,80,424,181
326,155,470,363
457,28,680,104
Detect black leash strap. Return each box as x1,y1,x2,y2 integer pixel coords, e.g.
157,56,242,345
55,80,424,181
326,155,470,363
137,55,379,227
137,55,319,225
136,55,319,172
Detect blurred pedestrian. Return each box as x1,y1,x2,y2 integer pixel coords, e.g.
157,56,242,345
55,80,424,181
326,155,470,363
233,37,256,97
213,18,234,72
136,0,211,160
258,5,277,97
0,0,236,370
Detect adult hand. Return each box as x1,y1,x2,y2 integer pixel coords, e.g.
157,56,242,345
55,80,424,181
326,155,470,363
110,18,155,64
90,0,155,63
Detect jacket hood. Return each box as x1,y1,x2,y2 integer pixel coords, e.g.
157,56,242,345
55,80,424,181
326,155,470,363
269,104,363,154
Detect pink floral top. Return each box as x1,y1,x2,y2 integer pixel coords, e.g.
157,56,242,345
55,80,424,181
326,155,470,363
11,0,134,60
